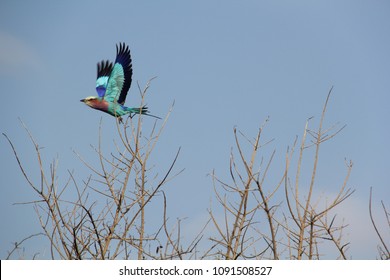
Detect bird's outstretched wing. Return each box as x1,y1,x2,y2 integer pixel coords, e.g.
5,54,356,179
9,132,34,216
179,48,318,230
104,43,133,104
96,60,113,98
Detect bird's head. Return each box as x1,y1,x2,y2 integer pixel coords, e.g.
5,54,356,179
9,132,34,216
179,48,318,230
80,96,99,108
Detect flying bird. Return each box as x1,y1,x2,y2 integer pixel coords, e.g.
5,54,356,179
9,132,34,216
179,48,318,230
81,43,159,122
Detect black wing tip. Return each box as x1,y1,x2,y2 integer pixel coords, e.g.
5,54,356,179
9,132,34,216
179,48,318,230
115,42,132,67
115,42,133,105
97,60,113,78
116,42,130,55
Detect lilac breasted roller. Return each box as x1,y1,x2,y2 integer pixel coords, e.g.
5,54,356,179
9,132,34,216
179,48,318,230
81,43,159,122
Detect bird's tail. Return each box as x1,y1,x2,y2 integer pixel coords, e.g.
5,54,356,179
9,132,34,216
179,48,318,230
127,106,149,115
127,106,161,119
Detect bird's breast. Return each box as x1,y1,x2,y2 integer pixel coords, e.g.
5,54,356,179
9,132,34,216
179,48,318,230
90,99,109,111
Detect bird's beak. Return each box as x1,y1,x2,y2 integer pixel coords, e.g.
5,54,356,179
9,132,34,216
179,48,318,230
80,99,85,102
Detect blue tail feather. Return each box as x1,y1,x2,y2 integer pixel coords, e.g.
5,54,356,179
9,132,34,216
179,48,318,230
127,106,161,119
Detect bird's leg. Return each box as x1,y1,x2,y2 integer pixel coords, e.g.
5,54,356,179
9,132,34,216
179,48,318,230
118,116,123,124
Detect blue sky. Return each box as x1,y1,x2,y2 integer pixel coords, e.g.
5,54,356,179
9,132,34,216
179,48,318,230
1,0,389,259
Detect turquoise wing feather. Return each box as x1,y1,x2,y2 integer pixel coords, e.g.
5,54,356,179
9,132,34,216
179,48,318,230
104,64,124,102
104,43,133,104
96,60,113,98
